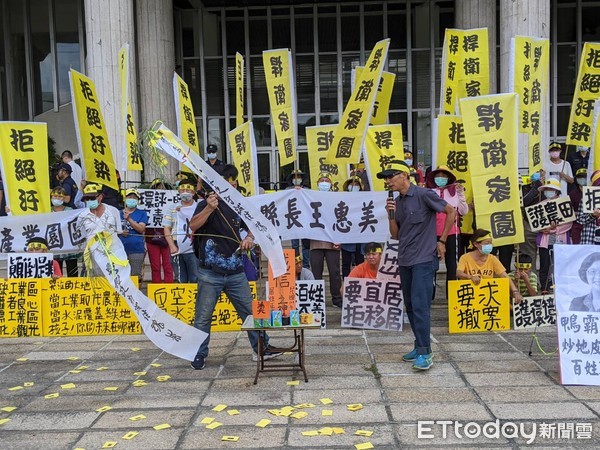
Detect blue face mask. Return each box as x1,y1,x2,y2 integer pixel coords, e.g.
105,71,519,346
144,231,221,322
481,244,493,255
404,159,413,167
531,172,541,182
434,177,448,187
86,199,99,210
125,199,138,208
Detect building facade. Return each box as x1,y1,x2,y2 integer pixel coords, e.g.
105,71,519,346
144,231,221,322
1,0,599,187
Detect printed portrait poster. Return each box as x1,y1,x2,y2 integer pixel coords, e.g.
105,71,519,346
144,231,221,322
555,244,600,385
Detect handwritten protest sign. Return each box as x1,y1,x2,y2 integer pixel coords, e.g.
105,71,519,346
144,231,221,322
513,295,556,329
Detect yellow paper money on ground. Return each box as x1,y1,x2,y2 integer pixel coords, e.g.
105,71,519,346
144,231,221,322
102,442,117,448
206,421,222,429
153,423,171,430
355,430,373,437
212,404,227,412
355,443,374,450
347,403,363,411
96,406,112,413
287,380,300,386
200,417,215,424
227,409,240,416
0,418,11,425
256,419,271,428
301,430,319,436
122,431,139,440
1,407,17,412
320,398,333,405
129,414,146,421
322,409,333,416
44,393,59,399
61,383,76,389
221,436,239,442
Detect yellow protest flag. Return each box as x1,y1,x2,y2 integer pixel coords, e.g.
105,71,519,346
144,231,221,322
364,124,403,192
228,121,259,196
0,122,50,215
69,69,119,192
440,28,489,115
306,125,346,192
566,43,600,147
448,279,511,333
594,100,600,173
173,73,200,155
460,93,523,246
236,52,245,127
326,39,390,164
263,48,297,167
355,68,395,126
436,115,474,234
118,44,142,171
511,36,549,174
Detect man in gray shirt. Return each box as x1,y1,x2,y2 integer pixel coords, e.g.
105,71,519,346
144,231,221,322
379,160,456,371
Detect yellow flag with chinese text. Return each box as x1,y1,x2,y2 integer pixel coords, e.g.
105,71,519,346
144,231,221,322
263,49,297,167
69,69,119,192
173,73,199,155
325,39,390,164
118,44,142,171
0,122,50,215
460,93,523,246
228,121,259,196
236,52,244,128
355,68,395,126
364,124,403,192
306,125,346,192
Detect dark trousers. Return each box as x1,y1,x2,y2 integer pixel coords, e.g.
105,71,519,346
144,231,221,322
58,258,78,277
341,246,364,278
310,248,342,305
539,246,554,292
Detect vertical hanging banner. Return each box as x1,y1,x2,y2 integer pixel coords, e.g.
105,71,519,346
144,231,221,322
0,122,50,215
364,124,403,192
440,28,490,115
436,115,474,235
510,36,549,174
173,73,200,155
566,43,600,147
461,94,523,246
354,68,395,126
325,39,390,164
118,44,142,172
263,49,297,167
306,125,346,192
236,52,245,127
69,69,119,192
228,121,259,196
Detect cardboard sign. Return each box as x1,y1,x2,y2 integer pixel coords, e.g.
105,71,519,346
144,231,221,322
513,295,556,329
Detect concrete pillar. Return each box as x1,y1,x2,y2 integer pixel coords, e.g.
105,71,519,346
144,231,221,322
455,0,497,94
84,0,137,182
136,0,178,181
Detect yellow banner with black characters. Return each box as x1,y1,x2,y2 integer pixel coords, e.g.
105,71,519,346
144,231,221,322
0,122,50,215
511,36,549,174
355,68,395,126
567,42,600,147
228,121,259,196
436,115,474,234
236,52,244,127
440,28,489,115
460,94,523,246
263,48,297,167
364,124,403,192
69,69,119,192
306,125,346,192
326,38,390,164
118,44,142,171
173,73,199,155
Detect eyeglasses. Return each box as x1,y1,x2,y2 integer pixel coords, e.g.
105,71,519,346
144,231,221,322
384,172,402,180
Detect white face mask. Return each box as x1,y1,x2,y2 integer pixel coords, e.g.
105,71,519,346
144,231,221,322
51,198,64,207
544,190,558,199
180,193,194,202
347,185,360,192
292,178,303,186
577,178,587,186
207,152,217,160
549,151,561,159
318,182,331,191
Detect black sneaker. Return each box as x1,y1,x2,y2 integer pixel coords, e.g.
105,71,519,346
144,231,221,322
252,346,283,362
190,354,205,370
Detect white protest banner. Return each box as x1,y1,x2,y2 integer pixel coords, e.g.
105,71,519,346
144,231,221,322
524,197,575,232
148,124,287,277
582,186,600,213
90,231,207,361
513,295,556,329
555,244,600,385
296,280,326,328
341,277,404,331
8,253,53,279
377,239,400,282
137,189,179,228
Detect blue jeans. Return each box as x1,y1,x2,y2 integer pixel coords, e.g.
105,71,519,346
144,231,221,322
399,259,437,355
292,239,310,269
179,252,200,283
193,268,268,358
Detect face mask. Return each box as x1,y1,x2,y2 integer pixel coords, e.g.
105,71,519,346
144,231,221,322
180,193,193,202
175,180,181,187
544,190,557,199
549,151,560,158
434,177,448,188
480,244,493,255
577,178,587,186
530,172,541,182
292,178,302,186
348,185,360,192
207,153,217,160
86,199,99,210
125,199,138,208
318,182,331,191
404,159,413,167
51,198,64,207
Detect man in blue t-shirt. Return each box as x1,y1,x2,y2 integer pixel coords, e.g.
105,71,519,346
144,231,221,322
119,189,149,280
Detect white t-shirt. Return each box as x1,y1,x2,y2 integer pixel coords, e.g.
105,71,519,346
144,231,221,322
77,203,123,239
68,160,83,190
544,159,572,197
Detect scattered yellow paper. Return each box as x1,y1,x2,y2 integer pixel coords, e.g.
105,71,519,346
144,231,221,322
291,411,308,419
355,443,374,450
150,363,162,367
156,376,171,382
69,370,81,374
301,430,319,436
206,421,222,429
267,409,280,416
122,431,139,440
16,358,28,362
200,417,215,424
23,382,34,387
67,356,80,361
132,380,147,387
294,403,315,409
212,404,227,412
96,406,112,413
153,423,171,430
221,436,239,442
78,366,89,370
1,406,17,412
347,403,363,411
7,386,23,391
133,371,147,376
61,383,76,389
332,427,345,434
0,418,11,425
320,398,333,405
227,409,240,416
102,441,117,448
129,414,146,421
96,367,108,371
318,427,334,436
355,430,373,437
44,393,59,399
287,380,300,386
103,387,119,391
255,419,271,428
322,409,333,416
131,348,141,351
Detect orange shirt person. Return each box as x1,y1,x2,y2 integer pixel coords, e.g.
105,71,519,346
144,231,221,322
347,242,383,279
